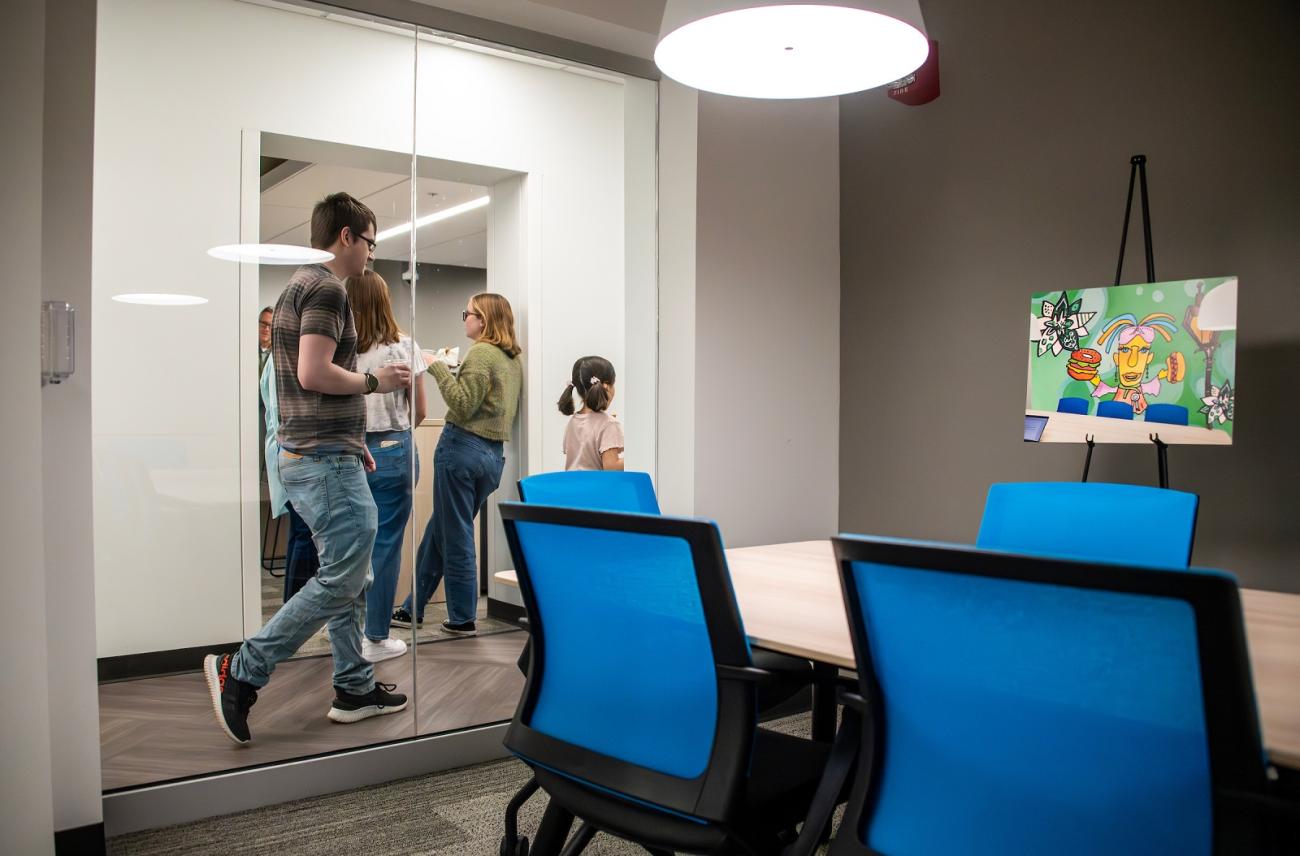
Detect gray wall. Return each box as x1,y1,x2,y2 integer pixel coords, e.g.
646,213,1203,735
838,0,1300,591
3,1,56,851
695,94,841,547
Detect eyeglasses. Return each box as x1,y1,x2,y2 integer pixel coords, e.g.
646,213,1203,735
461,310,482,321
349,229,377,251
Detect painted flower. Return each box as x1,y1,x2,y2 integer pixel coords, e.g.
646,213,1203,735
1199,380,1235,426
1034,291,1095,357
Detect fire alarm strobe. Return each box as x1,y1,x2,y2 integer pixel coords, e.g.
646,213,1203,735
888,39,939,105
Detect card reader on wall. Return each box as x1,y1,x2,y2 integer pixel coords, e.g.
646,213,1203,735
41,300,75,385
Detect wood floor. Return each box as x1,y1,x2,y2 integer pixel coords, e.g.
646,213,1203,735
100,631,527,792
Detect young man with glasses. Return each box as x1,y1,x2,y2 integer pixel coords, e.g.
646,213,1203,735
205,192,413,744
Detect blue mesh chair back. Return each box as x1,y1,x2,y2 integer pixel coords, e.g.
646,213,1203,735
1147,403,1190,425
1097,399,1135,419
829,535,1267,856
1056,396,1089,415
518,470,659,514
977,478,1196,567
500,502,757,821
978,482,1198,569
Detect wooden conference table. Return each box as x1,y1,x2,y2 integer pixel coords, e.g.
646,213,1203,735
496,540,1300,769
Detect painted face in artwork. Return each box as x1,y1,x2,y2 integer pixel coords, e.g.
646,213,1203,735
1113,332,1154,389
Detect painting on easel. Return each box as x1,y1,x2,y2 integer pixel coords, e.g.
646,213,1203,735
1026,277,1237,444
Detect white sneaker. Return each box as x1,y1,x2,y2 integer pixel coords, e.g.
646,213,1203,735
362,637,408,663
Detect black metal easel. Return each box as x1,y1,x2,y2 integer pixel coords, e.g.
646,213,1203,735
1084,154,1171,488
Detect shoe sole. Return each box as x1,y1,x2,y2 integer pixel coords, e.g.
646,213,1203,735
389,619,423,629
441,625,477,637
362,644,407,664
327,698,409,724
203,654,250,746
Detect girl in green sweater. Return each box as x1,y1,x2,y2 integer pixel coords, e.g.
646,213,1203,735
393,293,522,635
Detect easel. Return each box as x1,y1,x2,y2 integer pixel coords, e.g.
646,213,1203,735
1082,154,1172,488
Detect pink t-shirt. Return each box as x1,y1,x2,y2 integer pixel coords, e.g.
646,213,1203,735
562,410,625,471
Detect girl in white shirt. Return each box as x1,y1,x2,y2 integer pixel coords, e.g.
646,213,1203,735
557,355,624,471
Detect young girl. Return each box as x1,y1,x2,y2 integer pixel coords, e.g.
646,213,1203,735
558,355,624,471
345,269,427,662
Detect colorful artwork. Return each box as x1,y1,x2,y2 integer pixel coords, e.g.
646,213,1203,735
1027,277,1237,444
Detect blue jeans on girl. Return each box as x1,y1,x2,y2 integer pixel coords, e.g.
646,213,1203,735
404,423,505,625
364,430,417,641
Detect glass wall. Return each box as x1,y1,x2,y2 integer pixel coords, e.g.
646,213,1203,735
93,0,657,792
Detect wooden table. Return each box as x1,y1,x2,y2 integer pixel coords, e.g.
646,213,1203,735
495,540,1300,769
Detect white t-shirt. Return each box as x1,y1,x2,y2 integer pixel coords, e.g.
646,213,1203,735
355,335,427,432
562,410,625,471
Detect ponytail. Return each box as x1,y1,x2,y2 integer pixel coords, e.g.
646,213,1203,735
582,377,612,413
557,382,577,416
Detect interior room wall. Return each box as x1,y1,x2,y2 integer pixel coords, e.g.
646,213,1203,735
693,94,841,547
838,0,1300,591
94,0,654,657
41,0,103,837
3,1,56,852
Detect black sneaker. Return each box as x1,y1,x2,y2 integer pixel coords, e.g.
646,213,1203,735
328,682,409,723
203,653,257,745
441,619,477,637
390,607,422,629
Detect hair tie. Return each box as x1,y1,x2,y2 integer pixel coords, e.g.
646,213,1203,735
588,376,602,386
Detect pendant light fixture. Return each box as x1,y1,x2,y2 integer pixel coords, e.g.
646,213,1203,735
655,0,929,99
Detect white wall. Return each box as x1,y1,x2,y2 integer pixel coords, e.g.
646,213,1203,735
691,95,841,547
2,1,55,851
94,0,656,656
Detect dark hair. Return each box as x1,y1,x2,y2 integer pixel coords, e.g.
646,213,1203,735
310,192,376,250
557,355,616,415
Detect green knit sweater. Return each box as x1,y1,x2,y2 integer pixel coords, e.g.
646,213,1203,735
428,342,522,441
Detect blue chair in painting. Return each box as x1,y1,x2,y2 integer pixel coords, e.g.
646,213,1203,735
828,534,1276,856
1057,396,1090,415
1147,403,1191,426
500,503,836,856
1097,399,1135,419
978,482,1198,569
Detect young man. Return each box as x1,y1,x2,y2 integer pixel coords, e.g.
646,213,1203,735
206,192,412,745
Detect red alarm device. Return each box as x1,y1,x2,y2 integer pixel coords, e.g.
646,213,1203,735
887,39,940,106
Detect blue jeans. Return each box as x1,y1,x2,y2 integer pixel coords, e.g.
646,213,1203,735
233,451,377,694
404,424,504,625
364,430,417,641
282,503,319,602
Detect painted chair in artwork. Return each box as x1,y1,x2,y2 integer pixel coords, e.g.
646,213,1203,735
1097,399,1135,419
1057,396,1090,415
1146,403,1190,426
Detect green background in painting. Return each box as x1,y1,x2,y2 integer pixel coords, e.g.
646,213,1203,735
1028,277,1236,438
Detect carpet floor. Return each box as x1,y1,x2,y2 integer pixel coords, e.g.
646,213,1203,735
107,714,838,856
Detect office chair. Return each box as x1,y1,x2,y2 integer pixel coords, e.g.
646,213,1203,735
1056,396,1090,415
501,502,835,856
829,534,1281,855
1147,403,1191,426
1097,399,1135,419
503,471,817,855
978,482,1198,569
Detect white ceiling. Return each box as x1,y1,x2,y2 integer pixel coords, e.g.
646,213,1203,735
261,163,489,268
412,0,665,58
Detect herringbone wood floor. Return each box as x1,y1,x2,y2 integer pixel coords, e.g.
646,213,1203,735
101,631,527,791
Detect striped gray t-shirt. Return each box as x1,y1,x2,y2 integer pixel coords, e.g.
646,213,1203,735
272,264,365,455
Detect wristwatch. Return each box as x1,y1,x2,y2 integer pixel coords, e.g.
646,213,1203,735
363,371,379,394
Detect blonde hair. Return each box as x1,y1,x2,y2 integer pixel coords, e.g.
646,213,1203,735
471,292,521,358
345,269,402,353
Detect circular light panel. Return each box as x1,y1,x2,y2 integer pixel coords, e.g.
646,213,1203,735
112,293,209,306
206,244,334,264
655,5,929,99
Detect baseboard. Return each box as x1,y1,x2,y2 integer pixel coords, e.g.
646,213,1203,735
55,822,105,855
486,597,526,626
98,642,242,682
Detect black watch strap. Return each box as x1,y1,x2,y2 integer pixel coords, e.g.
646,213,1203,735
363,371,379,394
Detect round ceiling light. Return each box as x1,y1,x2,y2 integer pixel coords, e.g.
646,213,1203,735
655,1,929,99
112,293,209,306
206,244,334,264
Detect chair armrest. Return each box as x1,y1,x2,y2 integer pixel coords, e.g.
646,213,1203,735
715,664,775,683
